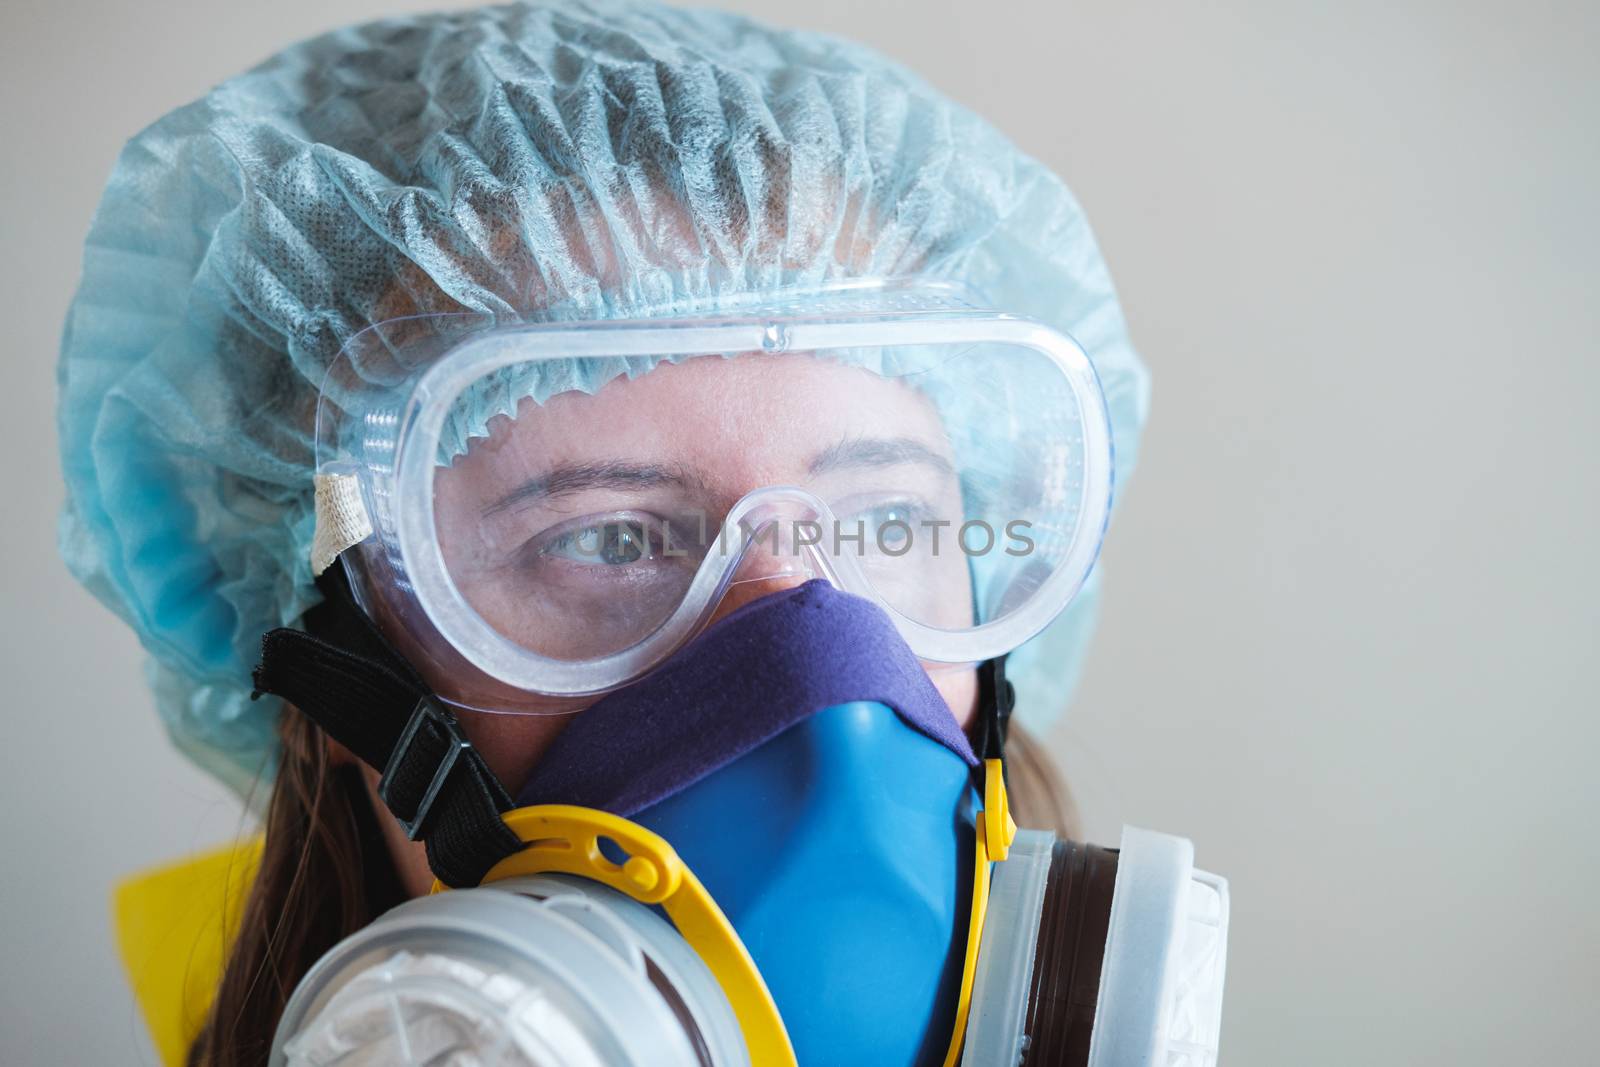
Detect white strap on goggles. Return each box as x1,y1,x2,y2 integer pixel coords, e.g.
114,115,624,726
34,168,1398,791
311,472,373,576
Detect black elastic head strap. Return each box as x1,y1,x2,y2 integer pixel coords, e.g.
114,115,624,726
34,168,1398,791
252,565,524,888
975,653,1015,763
973,653,1016,801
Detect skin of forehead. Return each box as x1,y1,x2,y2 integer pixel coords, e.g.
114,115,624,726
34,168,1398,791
436,351,959,515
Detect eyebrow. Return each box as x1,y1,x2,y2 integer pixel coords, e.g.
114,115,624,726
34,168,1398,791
807,436,956,478
482,437,952,516
483,462,688,515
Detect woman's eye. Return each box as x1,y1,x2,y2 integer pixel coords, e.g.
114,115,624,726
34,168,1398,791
542,519,659,565
851,501,923,551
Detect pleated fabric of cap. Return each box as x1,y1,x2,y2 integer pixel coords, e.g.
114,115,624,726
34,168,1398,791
57,0,1149,792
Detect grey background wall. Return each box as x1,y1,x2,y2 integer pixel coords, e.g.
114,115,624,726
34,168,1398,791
2,1,1594,1063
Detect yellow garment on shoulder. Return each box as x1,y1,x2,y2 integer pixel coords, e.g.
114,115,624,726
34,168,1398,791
112,838,263,1067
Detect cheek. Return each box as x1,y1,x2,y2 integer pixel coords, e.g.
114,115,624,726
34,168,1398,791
459,710,575,796
933,668,979,729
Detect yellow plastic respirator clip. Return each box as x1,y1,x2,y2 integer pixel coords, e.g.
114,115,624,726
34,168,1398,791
941,758,1015,1067
982,756,1019,862
431,804,798,1067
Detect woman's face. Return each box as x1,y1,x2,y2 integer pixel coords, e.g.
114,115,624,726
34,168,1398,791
363,352,981,895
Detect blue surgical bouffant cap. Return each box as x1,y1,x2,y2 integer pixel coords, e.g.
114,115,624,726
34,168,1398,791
57,0,1150,793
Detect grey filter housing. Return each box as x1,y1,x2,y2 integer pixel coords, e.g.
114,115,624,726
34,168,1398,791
964,827,1230,1066
270,874,748,1067
270,829,1227,1066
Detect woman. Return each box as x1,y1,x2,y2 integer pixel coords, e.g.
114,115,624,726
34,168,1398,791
58,2,1148,1063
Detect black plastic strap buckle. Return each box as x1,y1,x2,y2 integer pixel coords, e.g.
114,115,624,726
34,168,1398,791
379,696,475,840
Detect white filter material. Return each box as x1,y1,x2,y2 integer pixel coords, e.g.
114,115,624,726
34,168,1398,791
1164,872,1230,1066
282,949,608,1067
272,880,729,1067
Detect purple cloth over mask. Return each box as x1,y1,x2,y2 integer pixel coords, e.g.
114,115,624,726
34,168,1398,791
514,580,978,815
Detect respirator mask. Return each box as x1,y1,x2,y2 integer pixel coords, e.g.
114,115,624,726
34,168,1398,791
255,283,1229,1066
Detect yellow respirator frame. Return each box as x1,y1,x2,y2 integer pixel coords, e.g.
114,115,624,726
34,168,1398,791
429,758,1017,1067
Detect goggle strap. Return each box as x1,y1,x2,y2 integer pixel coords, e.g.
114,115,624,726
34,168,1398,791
252,564,524,887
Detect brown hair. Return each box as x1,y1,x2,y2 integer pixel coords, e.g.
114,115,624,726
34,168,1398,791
191,710,1074,1065
1005,722,1081,840
188,709,403,1067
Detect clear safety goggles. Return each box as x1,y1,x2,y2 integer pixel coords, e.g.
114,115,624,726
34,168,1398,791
313,284,1114,710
